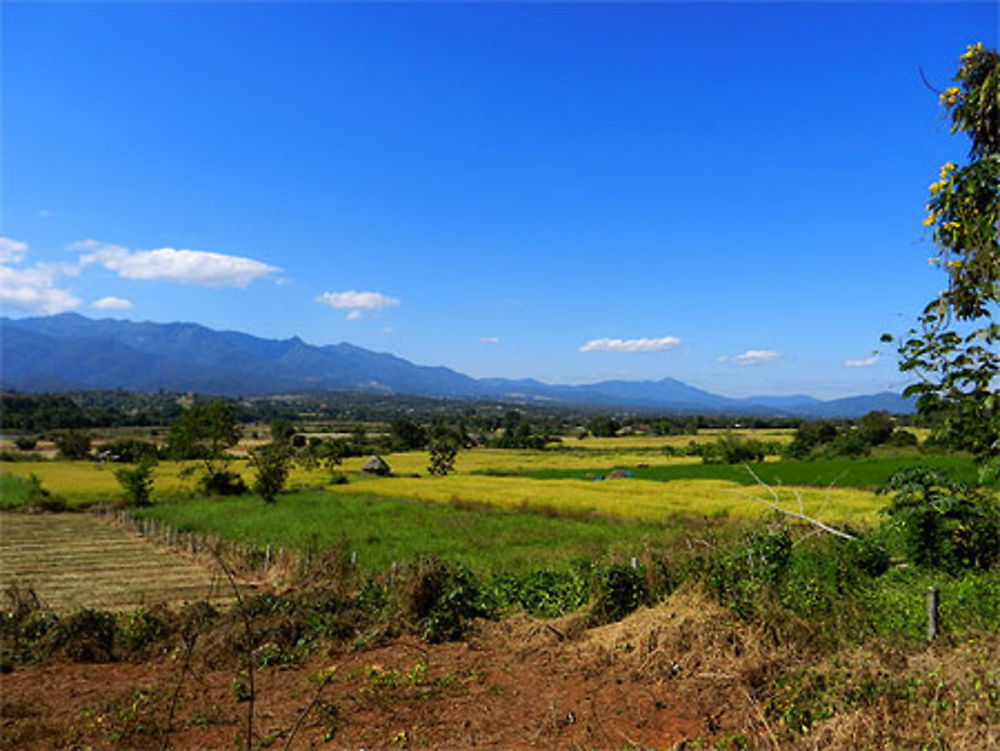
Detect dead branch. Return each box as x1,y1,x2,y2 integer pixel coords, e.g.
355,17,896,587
743,465,857,540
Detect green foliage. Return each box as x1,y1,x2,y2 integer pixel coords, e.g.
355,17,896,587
879,467,1000,572
700,432,773,464
389,416,427,451
100,439,159,463
489,566,591,618
14,436,36,451
890,44,999,459
427,437,458,476
857,411,895,446
396,558,493,642
588,415,620,437
117,607,167,650
114,458,156,507
53,430,92,460
249,442,292,503
166,400,241,466
783,421,838,459
47,608,116,662
589,562,649,624
198,470,249,496
824,429,872,458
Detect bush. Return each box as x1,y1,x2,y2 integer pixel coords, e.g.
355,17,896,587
199,470,249,496
824,429,871,458
887,429,919,447
14,437,36,451
701,433,771,464
47,608,116,662
115,459,155,507
395,559,493,642
100,439,160,463
53,430,92,460
879,468,1000,572
24,474,68,512
589,562,649,624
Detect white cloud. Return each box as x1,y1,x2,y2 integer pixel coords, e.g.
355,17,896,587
345,309,363,321
845,355,879,369
734,349,782,366
0,237,28,264
579,336,682,353
480,336,499,344
0,264,81,314
73,240,280,288
92,296,133,310
316,290,401,311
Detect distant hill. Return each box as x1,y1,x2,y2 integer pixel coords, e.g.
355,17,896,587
1,314,914,417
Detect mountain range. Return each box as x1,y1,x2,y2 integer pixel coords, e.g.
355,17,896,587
0,313,913,418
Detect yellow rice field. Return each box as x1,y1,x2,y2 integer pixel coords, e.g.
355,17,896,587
326,474,883,525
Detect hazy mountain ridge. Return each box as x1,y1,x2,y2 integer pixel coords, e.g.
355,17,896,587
1,314,913,417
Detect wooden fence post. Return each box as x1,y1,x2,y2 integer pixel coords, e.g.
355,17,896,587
927,586,939,642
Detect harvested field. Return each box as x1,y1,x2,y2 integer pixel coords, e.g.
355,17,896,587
0,513,227,612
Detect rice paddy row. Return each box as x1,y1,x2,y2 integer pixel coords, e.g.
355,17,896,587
0,513,227,612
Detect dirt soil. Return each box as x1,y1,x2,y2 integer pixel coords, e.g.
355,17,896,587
0,595,768,751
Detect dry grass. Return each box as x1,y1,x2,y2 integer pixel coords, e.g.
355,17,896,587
0,513,227,612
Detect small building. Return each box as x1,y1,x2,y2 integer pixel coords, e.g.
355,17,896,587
361,455,391,476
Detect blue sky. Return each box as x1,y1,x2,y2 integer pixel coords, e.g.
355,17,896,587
1,2,996,398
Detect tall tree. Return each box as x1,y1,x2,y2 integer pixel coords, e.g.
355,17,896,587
166,400,242,476
888,43,999,468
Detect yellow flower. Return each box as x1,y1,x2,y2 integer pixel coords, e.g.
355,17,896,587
928,257,940,265
943,221,961,231
947,260,963,269
961,42,983,61
939,162,956,179
923,214,936,226
939,87,961,106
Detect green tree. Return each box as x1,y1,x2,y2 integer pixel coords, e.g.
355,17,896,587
427,437,458,476
115,458,156,507
250,442,291,504
857,411,895,447
166,400,241,475
53,430,92,460
390,416,427,451
887,43,999,464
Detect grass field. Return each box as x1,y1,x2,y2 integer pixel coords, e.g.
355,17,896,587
0,513,227,612
516,452,982,489
138,490,714,574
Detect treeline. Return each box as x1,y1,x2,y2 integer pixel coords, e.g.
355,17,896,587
3,388,845,434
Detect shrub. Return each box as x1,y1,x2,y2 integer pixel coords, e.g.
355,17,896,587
879,468,1000,572
589,562,649,624
199,470,249,496
115,458,155,507
14,437,36,451
117,607,167,650
701,433,773,464
395,558,493,642
824,429,872,458
47,608,116,662
24,474,68,512
53,430,92,460
100,439,159,463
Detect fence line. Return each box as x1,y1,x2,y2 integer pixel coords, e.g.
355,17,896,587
92,503,300,578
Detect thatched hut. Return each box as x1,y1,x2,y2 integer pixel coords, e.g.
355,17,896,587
361,455,391,476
